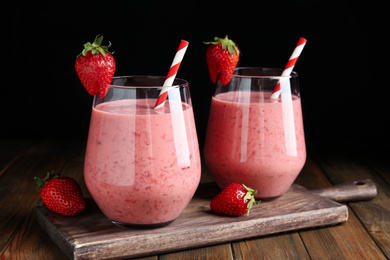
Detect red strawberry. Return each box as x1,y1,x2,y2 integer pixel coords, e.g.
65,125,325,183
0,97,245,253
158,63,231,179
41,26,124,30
205,35,240,85
34,171,85,216
75,35,116,98
210,183,259,216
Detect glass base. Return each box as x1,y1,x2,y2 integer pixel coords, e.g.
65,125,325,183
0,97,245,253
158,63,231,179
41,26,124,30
111,219,175,229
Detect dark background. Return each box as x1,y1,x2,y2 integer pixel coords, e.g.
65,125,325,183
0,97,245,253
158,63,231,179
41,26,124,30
7,1,387,155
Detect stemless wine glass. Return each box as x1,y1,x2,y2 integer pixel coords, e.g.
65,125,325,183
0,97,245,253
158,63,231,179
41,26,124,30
84,76,201,227
204,67,306,200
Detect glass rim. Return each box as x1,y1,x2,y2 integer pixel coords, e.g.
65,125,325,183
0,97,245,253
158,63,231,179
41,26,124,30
218,67,299,79
108,75,189,89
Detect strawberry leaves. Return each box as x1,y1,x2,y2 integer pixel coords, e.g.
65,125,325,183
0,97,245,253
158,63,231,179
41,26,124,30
242,184,259,215
204,35,240,56
78,35,113,57
34,170,59,190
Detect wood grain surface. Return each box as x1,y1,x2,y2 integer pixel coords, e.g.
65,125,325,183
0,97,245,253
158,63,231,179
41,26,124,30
2,140,389,260
34,182,348,260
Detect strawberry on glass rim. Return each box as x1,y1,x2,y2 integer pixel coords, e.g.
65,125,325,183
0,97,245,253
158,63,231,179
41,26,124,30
204,35,240,85
75,35,116,98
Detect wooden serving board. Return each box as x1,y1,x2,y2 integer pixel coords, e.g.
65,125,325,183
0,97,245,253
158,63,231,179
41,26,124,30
34,181,371,260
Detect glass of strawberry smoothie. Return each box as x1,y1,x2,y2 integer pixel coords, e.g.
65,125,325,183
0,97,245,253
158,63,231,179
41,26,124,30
84,76,201,227
204,67,306,200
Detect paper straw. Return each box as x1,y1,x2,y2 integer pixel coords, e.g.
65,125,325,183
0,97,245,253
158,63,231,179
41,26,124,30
154,40,189,109
270,37,307,99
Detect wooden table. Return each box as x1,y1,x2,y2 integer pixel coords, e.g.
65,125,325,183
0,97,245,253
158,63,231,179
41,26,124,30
1,139,389,259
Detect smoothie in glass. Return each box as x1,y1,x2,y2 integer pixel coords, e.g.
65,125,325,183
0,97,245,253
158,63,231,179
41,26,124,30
204,68,306,199
84,76,201,226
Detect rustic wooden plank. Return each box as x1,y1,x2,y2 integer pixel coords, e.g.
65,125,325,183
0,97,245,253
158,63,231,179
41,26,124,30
297,152,388,259
1,209,68,260
232,232,311,260
311,150,390,258
134,257,158,260
34,181,348,260
159,243,233,260
361,155,390,257
300,211,387,260
0,140,84,257
310,179,377,202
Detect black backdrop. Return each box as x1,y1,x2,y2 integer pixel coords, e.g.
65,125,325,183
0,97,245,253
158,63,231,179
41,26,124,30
7,1,387,154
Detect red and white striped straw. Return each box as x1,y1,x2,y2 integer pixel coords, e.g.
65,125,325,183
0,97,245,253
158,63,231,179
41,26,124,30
270,37,307,99
154,40,189,109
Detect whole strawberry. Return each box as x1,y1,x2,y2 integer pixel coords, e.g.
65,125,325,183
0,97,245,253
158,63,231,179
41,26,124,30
75,35,116,98
210,183,259,216
34,171,85,216
205,35,240,85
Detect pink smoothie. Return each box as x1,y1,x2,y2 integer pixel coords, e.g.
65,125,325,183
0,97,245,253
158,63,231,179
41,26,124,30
204,91,306,199
84,99,201,225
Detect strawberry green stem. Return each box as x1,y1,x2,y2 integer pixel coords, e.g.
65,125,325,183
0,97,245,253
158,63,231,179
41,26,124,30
77,35,113,57
204,35,240,56
242,184,260,215
34,170,59,190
